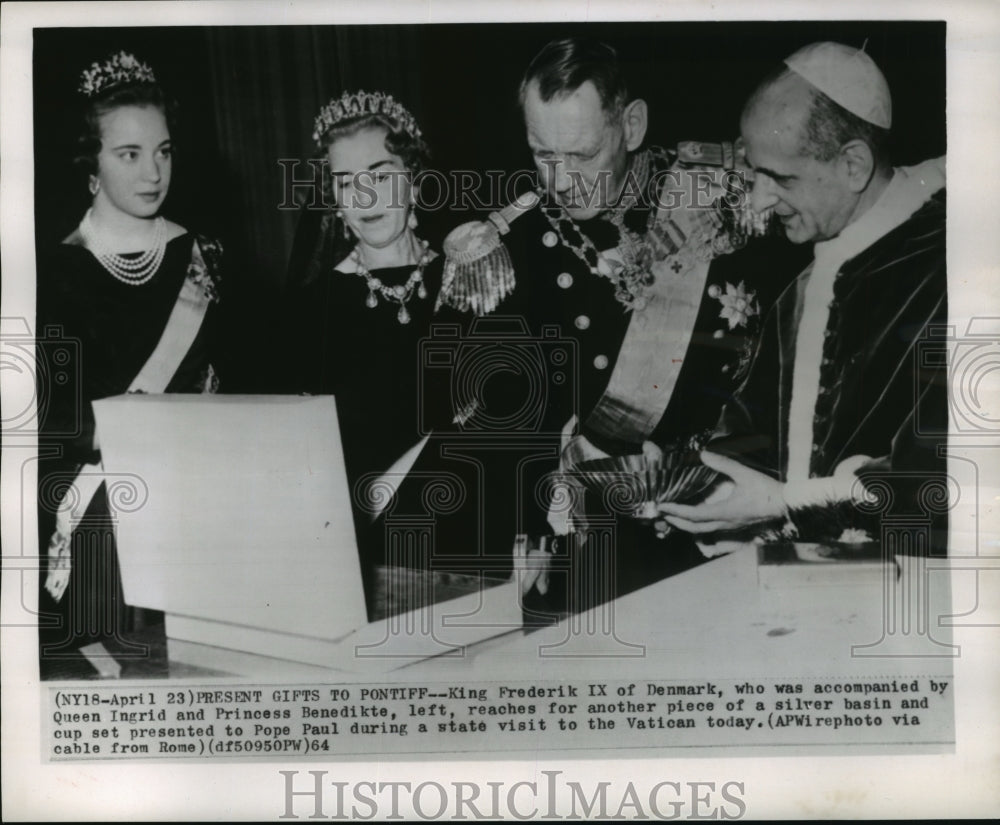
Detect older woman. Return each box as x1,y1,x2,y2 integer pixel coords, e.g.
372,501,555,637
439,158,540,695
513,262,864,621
285,92,447,597
37,51,222,676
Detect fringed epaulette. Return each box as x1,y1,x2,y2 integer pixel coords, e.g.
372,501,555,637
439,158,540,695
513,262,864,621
661,139,776,240
435,191,540,315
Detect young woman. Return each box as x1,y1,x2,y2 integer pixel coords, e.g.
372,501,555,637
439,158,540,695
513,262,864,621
37,52,223,677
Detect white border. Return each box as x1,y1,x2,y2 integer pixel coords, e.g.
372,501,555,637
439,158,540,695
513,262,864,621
3,0,999,819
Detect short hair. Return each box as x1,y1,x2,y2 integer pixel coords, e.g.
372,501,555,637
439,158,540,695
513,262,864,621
801,84,890,166
316,113,430,177
518,37,628,119
744,66,890,167
74,82,177,177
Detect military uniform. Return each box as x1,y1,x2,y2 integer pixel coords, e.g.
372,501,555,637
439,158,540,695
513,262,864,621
394,143,808,607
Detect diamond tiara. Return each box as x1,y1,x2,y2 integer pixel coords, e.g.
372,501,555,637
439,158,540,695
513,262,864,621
312,90,422,148
79,51,157,98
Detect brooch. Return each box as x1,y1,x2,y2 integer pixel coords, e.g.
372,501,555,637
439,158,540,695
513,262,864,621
708,281,758,330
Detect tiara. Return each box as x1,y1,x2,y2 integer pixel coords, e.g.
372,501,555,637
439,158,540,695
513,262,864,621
312,90,422,147
79,51,156,98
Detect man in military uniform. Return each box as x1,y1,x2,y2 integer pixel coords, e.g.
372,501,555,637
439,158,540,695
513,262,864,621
422,37,807,610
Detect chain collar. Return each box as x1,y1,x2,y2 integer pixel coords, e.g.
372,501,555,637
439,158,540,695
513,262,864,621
537,150,658,311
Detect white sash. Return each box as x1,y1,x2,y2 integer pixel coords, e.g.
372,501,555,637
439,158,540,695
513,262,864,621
566,174,717,461
584,252,711,445
555,167,732,531
128,245,214,393
45,241,215,602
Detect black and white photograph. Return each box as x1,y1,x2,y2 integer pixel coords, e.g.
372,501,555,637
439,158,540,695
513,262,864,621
2,0,998,820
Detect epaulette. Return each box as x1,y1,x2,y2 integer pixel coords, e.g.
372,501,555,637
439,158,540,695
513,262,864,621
655,140,775,241
435,191,540,315
676,140,737,170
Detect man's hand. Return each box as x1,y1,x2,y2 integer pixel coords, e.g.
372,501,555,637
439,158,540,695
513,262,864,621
513,534,551,596
657,451,786,534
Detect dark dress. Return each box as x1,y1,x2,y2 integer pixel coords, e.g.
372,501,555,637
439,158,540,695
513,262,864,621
286,255,446,608
36,233,222,679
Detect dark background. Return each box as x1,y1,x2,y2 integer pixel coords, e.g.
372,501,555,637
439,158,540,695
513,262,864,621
33,21,945,388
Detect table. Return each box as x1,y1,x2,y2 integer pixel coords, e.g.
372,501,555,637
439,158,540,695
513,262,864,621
164,547,955,684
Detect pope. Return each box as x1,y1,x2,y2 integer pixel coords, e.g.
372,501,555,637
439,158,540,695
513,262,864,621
659,42,948,555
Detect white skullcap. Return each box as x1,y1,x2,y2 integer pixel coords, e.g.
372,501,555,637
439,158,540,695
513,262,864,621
784,41,892,129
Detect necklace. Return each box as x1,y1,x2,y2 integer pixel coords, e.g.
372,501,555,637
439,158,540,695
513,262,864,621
539,199,654,311
536,150,656,311
352,237,431,324
79,208,167,285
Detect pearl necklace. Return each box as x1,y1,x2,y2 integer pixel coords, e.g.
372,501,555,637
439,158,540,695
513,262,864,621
79,208,167,285
352,238,431,325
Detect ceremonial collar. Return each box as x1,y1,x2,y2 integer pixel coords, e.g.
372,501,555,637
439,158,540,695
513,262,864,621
814,156,946,267
574,146,671,249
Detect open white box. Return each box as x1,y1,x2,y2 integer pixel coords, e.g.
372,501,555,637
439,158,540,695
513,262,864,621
92,394,521,673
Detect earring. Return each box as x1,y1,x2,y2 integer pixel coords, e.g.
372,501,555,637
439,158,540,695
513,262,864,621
408,187,420,230
335,210,353,239
88,176,99,196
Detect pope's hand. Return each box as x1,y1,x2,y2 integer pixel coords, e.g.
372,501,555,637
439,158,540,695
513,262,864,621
657,451,786,534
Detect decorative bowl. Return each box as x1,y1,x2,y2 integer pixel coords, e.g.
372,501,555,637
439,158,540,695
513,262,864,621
569,450,719,517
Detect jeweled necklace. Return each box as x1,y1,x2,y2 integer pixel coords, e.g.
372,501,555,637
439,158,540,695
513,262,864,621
536,151,656,311
539,199,654,311
352,236,431,325
79,208,167,285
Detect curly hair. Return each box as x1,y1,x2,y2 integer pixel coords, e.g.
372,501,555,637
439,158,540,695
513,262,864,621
315,111,430,217
286,112,431,288
316,111,430,177
74,82,177,178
